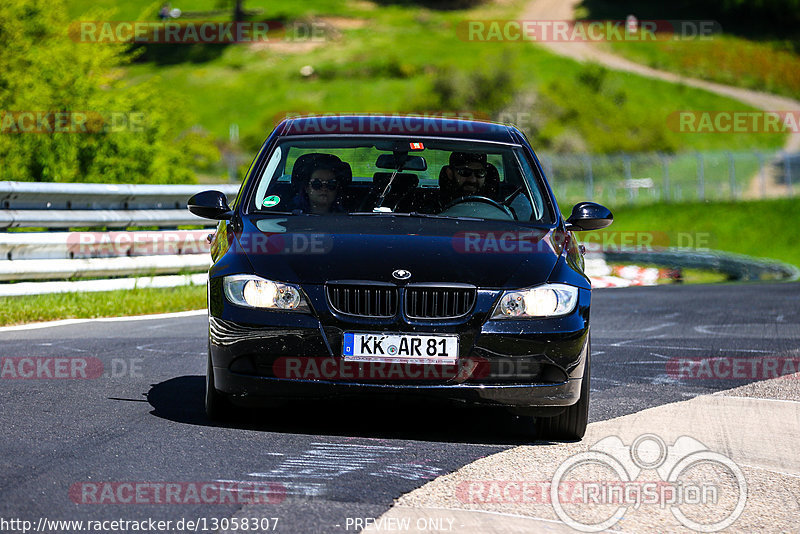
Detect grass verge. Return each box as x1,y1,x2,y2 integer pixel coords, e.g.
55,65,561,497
582,197,800,268
0,284,206,327
111,0,785,156
605,35,800,99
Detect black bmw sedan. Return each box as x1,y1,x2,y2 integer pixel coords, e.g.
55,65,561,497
188,115,612,440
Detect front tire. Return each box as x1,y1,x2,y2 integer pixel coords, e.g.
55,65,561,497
205,346,232,421
536,345,590,441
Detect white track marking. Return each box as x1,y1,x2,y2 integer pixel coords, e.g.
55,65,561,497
0,309,206,332
595,343,774,354
737,463,800,479
713,395,800,404
600,361,664,365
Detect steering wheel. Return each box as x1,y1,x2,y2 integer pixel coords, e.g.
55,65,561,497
441,195,514,218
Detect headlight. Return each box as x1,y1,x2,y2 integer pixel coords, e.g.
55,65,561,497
223,275,310,312
491,283,578,319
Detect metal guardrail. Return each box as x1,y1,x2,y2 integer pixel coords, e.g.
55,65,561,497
0,182,233,295
0,209,213,229
0,182,240,210
0,255,211,281
0,181,239,228
2,182,798,296
0,273,208,298
602,248,800,282
0,230,210,261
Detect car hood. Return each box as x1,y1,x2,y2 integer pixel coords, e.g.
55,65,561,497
235,215,562,287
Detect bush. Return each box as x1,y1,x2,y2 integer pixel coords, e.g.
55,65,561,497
530,64,679,154
416,53,519,115
0,0,219,183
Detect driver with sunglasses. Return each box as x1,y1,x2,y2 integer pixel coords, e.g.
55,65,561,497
291,153,349,214
439,152,489,204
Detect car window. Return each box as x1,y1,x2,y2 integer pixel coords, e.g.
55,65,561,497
249,138,552,223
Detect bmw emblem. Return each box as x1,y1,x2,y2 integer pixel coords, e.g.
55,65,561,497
392,269,411,280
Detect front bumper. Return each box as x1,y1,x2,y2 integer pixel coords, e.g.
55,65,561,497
214,368,582,415
207,282,591,410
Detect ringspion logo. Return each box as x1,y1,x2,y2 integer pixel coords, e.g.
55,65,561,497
550,434,746,532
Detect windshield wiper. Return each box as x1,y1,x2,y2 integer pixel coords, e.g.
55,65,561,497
348,211,483,221
407,212,484,221
375,153,412,208
253,211,295,216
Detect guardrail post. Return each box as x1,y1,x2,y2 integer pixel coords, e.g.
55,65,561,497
756,151,766,198
228,123,240,183
784,151,794,196
623,154,633,205
696,152,705,201
583,155,594,200
659,153,670,202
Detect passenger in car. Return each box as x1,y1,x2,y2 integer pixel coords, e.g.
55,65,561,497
290,153,351,214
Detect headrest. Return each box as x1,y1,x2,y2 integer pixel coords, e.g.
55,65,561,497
372,172,419,190
449,152,487,167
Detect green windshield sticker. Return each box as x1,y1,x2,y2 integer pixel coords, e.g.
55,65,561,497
262,195,281,207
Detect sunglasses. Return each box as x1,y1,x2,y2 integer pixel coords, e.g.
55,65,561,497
454,166,487,179
309,178,339,191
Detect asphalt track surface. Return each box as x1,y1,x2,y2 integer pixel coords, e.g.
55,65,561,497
1,282,798,533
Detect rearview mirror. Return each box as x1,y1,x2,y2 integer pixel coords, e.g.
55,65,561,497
188,190,233,220
565,202,613,231
375,154,427,171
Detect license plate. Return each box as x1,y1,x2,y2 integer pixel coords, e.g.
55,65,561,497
342,333,458,364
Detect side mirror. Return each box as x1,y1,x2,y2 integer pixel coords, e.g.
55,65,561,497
565,202,613,231
188,190,233,220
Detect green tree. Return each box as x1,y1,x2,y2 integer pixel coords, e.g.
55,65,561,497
0,0,219,183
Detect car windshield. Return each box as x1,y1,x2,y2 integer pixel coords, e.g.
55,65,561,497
249,137,552,223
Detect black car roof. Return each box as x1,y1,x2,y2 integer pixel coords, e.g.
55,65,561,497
275,115,519,144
